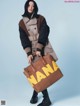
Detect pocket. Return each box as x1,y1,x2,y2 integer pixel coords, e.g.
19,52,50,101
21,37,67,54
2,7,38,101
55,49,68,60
44,42,58,61
44,42,53,54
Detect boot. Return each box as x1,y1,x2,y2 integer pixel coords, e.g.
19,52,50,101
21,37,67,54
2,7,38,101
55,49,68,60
37,96,51,106
30,90,38,104
37,89,51,106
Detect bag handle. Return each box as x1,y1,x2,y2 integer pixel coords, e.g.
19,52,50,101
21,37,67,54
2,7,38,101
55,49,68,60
40,56,47,65
31,55,47,72
31,63,36,72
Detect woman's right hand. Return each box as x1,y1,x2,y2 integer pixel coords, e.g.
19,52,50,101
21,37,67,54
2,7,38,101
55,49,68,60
28,55,33,64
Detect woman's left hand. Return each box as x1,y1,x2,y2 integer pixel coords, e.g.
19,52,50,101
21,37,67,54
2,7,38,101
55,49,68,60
36,51,41,57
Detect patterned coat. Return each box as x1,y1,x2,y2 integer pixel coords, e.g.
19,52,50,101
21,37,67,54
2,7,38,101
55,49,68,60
19,14,58,62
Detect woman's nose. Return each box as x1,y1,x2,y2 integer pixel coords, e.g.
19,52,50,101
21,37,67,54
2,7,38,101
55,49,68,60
30,6,32,9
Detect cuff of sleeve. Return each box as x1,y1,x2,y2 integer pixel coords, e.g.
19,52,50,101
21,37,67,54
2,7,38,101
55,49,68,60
36,43,44,50
27,51,32,56
24,47,31,54
37,48,41,52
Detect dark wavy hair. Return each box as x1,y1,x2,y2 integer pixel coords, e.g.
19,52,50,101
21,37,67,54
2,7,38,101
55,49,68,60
22,0,38,17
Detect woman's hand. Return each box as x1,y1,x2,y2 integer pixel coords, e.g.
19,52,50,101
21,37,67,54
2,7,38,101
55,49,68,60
36,51,41,57
28,55,33,64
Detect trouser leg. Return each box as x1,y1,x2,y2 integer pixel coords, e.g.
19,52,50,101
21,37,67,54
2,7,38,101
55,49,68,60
30,90,38,104
42,89,48,98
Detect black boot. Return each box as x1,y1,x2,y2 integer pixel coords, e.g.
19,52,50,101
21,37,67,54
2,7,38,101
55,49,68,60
37,89,51,106
37,96,51,106
30,90,38,104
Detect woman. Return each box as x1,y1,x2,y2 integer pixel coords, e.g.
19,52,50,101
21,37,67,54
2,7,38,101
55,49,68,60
19,0,58,106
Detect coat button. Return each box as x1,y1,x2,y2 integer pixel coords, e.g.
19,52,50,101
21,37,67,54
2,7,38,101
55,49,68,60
28,29,30,31
34,27,36,30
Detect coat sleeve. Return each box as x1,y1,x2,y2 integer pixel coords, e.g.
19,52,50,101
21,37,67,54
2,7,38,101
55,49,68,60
36,18,50,51
19,26,32,56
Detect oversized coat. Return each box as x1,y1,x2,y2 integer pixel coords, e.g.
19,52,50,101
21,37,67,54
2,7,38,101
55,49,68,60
19,14,58,62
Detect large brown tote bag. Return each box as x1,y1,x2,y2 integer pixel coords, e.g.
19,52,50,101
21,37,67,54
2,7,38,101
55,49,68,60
24,54,63,92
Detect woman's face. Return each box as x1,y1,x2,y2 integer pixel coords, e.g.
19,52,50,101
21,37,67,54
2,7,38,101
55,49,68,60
27,1,34,13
